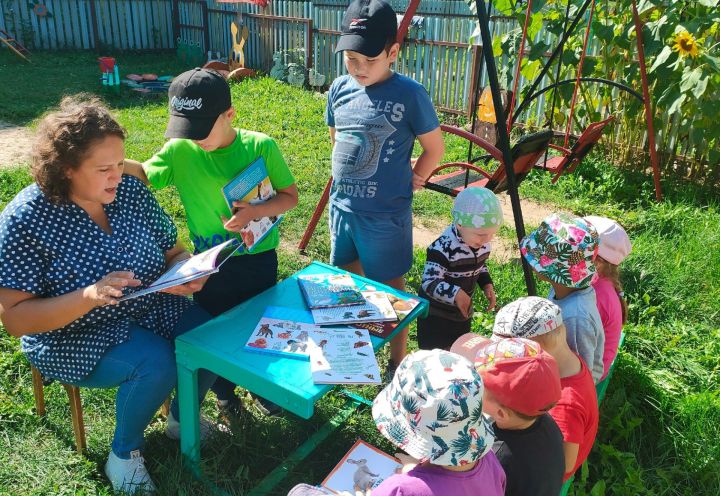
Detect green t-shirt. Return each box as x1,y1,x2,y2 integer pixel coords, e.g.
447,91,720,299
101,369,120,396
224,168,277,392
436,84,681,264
144,129,295,254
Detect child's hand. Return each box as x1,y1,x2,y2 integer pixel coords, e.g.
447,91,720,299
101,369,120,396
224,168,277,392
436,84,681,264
412,172,427,192
221,201,256,233
455,289,473,318
395,453,420,474
483,284,497,311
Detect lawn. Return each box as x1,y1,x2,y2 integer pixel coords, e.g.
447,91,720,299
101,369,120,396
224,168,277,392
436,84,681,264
0,51,719,496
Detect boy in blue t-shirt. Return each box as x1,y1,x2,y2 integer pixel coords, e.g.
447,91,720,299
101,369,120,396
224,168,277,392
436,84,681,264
326,0,445,368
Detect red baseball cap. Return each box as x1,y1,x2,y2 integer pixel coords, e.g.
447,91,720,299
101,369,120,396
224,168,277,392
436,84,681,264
453,335,561,416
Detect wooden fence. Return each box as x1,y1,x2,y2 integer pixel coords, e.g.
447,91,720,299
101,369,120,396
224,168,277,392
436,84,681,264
1,0,714,175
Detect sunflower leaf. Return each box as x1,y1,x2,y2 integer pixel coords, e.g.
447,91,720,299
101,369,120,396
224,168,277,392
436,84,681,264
649,46,673,73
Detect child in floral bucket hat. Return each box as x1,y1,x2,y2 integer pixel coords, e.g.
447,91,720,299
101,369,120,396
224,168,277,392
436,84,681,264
370,349,506,496
520,214,605,383
417,187,503,351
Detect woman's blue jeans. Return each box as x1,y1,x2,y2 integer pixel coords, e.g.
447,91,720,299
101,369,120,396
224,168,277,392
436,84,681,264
73,305,217,459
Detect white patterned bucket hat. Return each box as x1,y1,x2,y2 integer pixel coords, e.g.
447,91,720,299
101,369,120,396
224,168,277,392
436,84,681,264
372,349,494,466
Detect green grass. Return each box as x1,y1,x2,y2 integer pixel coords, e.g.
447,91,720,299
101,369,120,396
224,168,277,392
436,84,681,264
1,50,719,495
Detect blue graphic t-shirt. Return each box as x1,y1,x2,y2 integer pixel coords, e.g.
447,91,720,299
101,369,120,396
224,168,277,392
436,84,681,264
326,73,440,214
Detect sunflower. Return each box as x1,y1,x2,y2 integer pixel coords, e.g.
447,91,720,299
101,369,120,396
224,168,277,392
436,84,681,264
672,31,701,58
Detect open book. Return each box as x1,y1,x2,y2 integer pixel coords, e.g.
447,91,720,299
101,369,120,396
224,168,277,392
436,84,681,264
351,293,421,339
310,326,381,384
223,156,283,252
310,291,397,326
321,440,401,494
120,238,240,301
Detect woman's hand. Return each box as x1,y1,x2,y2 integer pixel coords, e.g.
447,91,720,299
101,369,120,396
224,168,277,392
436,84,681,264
84,271,141,306
161,275,209,296
221,201,257,233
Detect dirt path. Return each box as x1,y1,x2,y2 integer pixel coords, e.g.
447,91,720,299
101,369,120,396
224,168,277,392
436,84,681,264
0,121,33,168
413,192,569,262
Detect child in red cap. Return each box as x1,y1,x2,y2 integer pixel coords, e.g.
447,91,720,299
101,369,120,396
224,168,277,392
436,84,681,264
492,296,599,481
452,335,566,495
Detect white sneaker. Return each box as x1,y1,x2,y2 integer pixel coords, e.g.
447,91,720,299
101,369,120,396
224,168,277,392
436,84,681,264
104,450,156,494
164,410,225,441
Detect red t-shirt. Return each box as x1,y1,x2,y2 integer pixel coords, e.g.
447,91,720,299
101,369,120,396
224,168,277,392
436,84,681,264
549,358,599,481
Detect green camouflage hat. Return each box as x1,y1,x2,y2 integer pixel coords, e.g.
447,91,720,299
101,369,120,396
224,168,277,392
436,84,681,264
452,187,503,229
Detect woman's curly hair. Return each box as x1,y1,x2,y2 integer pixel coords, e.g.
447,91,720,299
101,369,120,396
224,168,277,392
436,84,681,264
31,94,126,204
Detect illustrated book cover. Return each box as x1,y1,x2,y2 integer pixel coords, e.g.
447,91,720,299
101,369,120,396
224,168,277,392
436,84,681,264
321,439,401,494
297,273,366,309
222,156,283,252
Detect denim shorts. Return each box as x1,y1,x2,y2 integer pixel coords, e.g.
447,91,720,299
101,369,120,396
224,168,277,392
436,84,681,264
329,204,413,282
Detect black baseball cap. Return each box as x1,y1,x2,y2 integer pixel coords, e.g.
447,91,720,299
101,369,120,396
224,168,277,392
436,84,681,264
165,68,232,140
335,0,398,57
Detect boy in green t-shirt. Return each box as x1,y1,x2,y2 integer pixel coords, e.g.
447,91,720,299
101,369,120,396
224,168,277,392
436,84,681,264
125,68,298,415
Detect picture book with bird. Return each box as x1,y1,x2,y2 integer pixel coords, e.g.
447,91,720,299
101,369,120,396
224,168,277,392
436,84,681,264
310,291,397,326
321,439,401,494
222,156,283,252
297,273,366,309
120,238,240,301
309,326,381,384
351,293,421,338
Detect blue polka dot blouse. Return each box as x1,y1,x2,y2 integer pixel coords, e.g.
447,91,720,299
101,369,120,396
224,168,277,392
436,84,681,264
0,175,193,383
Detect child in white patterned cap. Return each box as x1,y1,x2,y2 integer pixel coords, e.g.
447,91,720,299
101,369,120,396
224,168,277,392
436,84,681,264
371,349,505,495
417,187,503,350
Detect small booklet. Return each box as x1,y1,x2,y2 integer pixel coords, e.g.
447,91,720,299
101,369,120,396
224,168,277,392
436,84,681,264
311,291,397,326
321,439,401,494
244,316,330,360
298,273,366,309
222,156,283,252
351,294,421,338
310,326,381,384
120,238,240,301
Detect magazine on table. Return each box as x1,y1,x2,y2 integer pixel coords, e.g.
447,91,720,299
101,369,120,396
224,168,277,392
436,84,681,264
351,293,421,338
243,314,331,360
310,291,397,326
222,156,283,252
310,326,381,385
120,238,240,301
321,439,401,494
297,273,366,309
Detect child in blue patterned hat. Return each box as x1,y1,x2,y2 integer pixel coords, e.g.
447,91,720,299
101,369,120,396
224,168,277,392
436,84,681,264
520,213,605,383
417,186,503,350
369,349,506,495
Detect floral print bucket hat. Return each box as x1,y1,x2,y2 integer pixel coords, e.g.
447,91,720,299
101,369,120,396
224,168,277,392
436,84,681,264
372,350,494,466
520,213,600,288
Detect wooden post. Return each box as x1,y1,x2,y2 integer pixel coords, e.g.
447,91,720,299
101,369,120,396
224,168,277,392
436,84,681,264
31,366,46,417
64,384,87,454
306,18,313,70
201,0,210,53
88,0,100,52
172,0,180,45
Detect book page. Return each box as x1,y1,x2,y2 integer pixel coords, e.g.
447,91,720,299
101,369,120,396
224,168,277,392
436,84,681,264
321,440,401,494
310,327,381,384
311,291,397,326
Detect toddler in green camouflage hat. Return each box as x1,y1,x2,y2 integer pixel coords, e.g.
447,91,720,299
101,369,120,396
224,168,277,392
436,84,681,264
417,187,504,351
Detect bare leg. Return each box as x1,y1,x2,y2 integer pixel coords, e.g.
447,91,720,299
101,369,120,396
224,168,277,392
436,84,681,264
383,276,408,365
339,259,365,277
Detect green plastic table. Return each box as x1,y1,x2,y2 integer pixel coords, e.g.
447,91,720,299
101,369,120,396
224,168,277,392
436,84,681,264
174,261,429,493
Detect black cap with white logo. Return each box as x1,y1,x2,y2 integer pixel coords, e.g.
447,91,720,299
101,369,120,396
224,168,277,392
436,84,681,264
165,68,232,140
335,0,398,57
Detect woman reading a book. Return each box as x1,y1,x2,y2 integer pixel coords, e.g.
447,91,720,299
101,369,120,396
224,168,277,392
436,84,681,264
0,96,220,494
